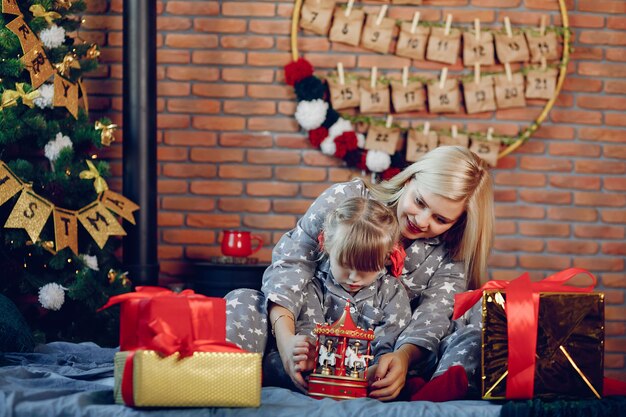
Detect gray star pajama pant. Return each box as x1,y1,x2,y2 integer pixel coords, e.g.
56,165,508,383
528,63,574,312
224,289,483,395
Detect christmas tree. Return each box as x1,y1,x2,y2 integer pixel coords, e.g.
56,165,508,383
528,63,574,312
0,0,137,347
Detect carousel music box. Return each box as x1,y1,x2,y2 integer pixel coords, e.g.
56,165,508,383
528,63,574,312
307,302,375,400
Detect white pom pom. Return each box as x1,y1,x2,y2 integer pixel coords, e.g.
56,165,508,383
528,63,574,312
39,25,66,49
81,254,99,271
294,99,328,130
34,84,54,109
44,132,73,163
38,283,66,311
356,133,366,149
328,118,353,139
320,137,337,156
365,150,391,173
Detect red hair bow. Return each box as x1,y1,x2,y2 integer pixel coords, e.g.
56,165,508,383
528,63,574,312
317,231,325,251
389,244,406,277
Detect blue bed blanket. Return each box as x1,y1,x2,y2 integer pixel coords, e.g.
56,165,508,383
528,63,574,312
0,342,502,417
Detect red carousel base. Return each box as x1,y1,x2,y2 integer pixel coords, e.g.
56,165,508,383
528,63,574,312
307,373,369,400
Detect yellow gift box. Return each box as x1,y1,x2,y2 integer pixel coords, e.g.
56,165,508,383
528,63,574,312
114,350,262,408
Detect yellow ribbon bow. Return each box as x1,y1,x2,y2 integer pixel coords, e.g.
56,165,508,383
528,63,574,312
1,83,40,109
95,120,117,146
29,5,62,25
86,44,100,60
55,0,74,10
79,160,109,194
55,53,81,77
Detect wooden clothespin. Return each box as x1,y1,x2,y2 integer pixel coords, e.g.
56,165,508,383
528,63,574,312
474,18,481,42
423,121,430,136
385,115,393,128
344,0,354,17
541,56,547,70
540,15,547,37
337,62,345,85
376,5,388,27
474,62,481,85
504,62,513,82
411,11,421,35
487,127,494,141
444,14,453,36
402,66,409,87
439,67,448,89
504,16,513,38
370,67,378,89
452,124,458,138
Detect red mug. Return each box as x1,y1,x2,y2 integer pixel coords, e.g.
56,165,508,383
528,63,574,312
221,230,263,257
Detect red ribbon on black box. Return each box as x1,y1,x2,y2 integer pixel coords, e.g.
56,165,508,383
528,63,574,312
453,268,600,400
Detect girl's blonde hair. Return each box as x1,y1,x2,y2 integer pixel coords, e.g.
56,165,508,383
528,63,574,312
366,146,494,289
323,198,400,272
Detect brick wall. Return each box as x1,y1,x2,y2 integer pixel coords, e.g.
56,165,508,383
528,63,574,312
84,0,625,382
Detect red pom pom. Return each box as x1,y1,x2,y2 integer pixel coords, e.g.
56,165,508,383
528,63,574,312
389,244,407,277
381,167,401,181
308,127,328,148
284,58,314,86
356,150,368,170
333,131,358,158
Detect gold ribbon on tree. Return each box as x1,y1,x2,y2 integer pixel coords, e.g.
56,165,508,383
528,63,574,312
55,0,74,10
29,5,62,25
55,53,81,77
86,44,100,59
95,121,118,146
1,83,40,109
79,160,109,194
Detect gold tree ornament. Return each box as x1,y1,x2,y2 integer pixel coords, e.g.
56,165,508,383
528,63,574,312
79,160,109,194
55,0,74,10
86,44,100,59
29,5,62,25
55,53,81,77
1,83,40,109
95,120,117,146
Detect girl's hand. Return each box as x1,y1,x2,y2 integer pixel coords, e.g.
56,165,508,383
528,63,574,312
277,334,316,392
368,351,410,401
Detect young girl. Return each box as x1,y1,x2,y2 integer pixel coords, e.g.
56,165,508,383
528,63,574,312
226,146,494,400
264,197,411,391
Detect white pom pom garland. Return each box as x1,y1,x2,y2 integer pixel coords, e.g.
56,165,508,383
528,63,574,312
39,25,66,49
44,132,73,163
38,283,67,311
365,150,392,173
294,99,328,131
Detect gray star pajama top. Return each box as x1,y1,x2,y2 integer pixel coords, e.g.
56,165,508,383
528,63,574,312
225,178,483,391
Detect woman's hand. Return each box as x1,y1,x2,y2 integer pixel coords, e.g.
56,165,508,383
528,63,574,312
368,344,424,401
276,334,315,392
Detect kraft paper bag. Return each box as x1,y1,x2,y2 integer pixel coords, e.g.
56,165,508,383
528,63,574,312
494,73,526,109
300,0,336,36
329,8,365,47
406,130,438,162
525,30,560,63
327,77,361,110
462,31,495,66
525,67,558,100
469,138,500,167
427,79,461,113
359,80,390,114
438,133,469,148
463,77,497,114
494,32,530,63
426,27,461,65
395,24,429,61
390,79,426,113
364,125,401,155
361,13,396,54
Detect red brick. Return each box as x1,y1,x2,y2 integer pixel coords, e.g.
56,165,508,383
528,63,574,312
519,255,571,270
555,14,605,28
329,168,357,182
223,100,276,115
549,143,601,157
550,109,602,125
161,197,216,211
495,205,545,219
247,182,299,197
275,166,327,182
82,15,123,30
605,80,626,94
163,230,216,245
494,189,517,202
547,240,599,255
243,215,296,230
157,50,191,64
194,18,247,33
222,68,275,83
157,147,188,161
562,78,603,93
187,214,240,228
273,199,314,214
605,290,625,305
549,175,601,190
185,246,222,260
574,257,624,271
602,273,626,288
222,35,275,50
193,83,246,98
607,48,626,62
301,184,332,198
276,37,330,53
488,254,517,268
168,99,220,114
605,145,626,160
579,128,626,143
157,17,192,31
494,172,546,187
602,210,626,224
166,66,219,81
471,0,520,6
218,198,271,213
519,156,573,172
605,177,626,191
165,34,219,49
575,192,626,207
158,180,189,194
248,150,301,165
193,116,246,131
602,242,626,256
519,222,570,237
494,238,544,252
576,160,626,175
158,245,184,260
249,20,291,35
275,135,310,149
222,2,275,16
248,85,295,99
191,148,244,163
164,131,217,147
547,207,598,222
606,114,626,127
220,133,273,148
158,82,191,97
578,95,626,111
579,62,626,78
219,165,272,179
248,117,299,132
303,151,345,167
575,225,625,239
165,1,219,15
277,101,297,116
533,125,575,140
579,0,626,13
579,31,626,46
190,181,243,196
517,141,545,154
192,51,245,65
163,163,217,178
519,190,571,204
158,212,184,227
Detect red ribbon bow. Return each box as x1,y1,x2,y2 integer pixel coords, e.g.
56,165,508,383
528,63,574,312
389,244,406,278
452,267,597,399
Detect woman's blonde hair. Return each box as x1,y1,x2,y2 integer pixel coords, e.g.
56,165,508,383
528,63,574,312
323,197,400,272
366,146,494,289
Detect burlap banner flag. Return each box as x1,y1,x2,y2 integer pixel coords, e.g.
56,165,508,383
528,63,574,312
77,201,127,249
4,190,54,243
